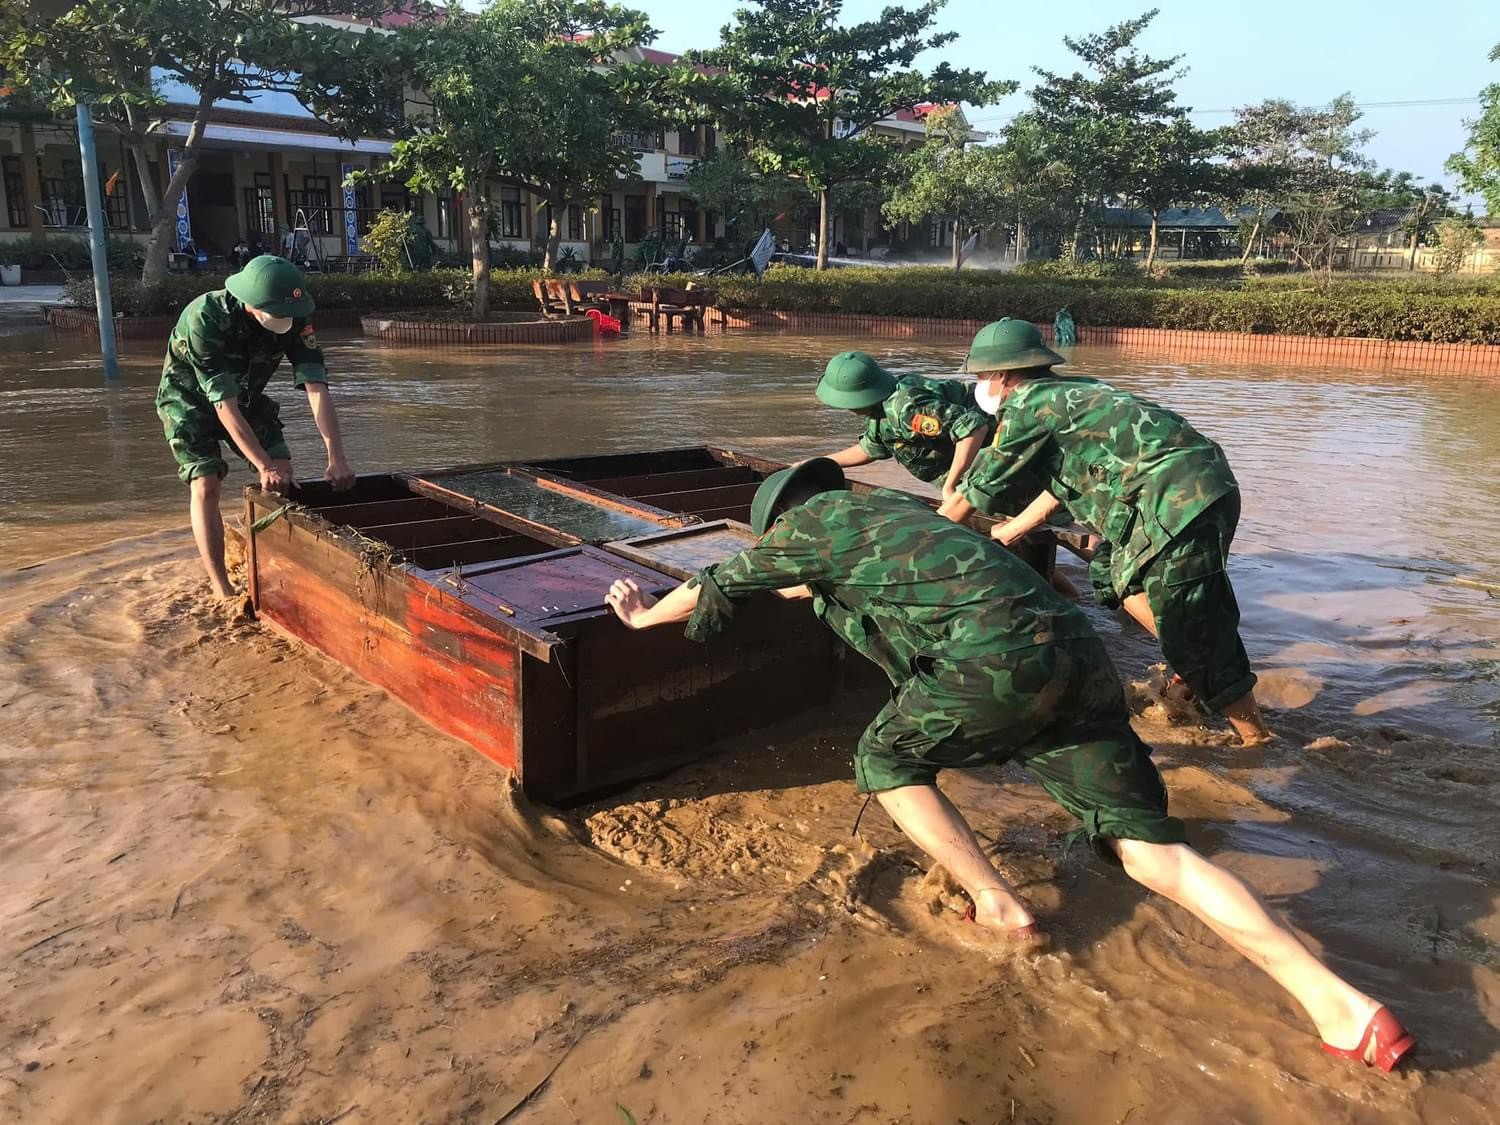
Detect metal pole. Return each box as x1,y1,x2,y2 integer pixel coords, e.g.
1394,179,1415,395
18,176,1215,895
75,103,119,381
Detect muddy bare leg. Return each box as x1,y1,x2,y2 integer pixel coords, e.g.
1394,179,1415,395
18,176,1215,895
1113,839,1382,1052
876,784,1035,930
1223,690,1273,745
189,474,235,599
1121,591,1159,637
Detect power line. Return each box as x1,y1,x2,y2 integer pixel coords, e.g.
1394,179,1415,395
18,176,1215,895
965,95,1483,127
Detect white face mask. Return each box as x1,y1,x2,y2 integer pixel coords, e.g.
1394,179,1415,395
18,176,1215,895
973,377,1004,416
249,308,294,335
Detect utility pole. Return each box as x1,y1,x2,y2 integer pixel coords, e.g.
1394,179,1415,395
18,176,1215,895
75,103,120,381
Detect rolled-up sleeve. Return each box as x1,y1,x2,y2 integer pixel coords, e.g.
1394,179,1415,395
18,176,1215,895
857,420,890,461
960,411,1051,515
902,394,988,443
683,515,834,642
286,321,328,388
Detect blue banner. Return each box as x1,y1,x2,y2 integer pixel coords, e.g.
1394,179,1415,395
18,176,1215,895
341,163,359,256
166,148,191,253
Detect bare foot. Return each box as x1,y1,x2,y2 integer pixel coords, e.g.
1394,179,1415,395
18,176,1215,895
216,593,255,623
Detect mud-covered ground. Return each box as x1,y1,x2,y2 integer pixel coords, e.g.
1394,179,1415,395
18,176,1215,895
2,530,1496,1124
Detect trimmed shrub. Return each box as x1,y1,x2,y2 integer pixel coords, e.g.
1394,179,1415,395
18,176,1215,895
62,267,615,318
707,265,1500,343
2,235,145,271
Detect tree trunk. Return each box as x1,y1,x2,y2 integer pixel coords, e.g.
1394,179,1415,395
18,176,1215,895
141,89,215,287
815,188,829,271
1144,213,1159,270
126,140,159,228
1239,215,1262,265
468,180,491,320
951,217,963,270
1015,216,1027,264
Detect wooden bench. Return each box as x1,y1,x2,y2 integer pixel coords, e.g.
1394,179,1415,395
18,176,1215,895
641,285,716,332
532,278,571,318
567,280,633,329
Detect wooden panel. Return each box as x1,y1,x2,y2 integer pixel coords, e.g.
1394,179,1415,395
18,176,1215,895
250,512,528,772
570,595,841,794
313,496,457,528
606,521,756,580
359,514,508,549
518,447,722,480
453,547,675,627
290,473,413,507
634,482,762,514
405,535,549,572
691,504,754,523
414,470,672,544
581,465,762,496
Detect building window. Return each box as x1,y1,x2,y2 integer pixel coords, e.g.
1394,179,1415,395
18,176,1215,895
602,207,622,241
4,156,26,228
567,203,583,241
661,210,683,242
623,195,647,242
380,183,410,212
678,128,700,157
435,191,457,239
291,175,333,234
245,172,276,240
498,187,523,238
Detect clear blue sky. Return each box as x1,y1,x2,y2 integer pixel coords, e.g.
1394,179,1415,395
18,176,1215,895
636,0,1498,196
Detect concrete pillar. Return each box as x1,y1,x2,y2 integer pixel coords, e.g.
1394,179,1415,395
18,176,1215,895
269,151,287,232
644,181,657,236
19,124,45,239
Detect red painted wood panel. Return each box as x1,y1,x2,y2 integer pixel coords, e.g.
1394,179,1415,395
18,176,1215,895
254,526,524,772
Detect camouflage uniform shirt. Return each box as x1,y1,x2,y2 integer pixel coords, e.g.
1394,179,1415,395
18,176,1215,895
156,289,327,419
858,374,992,483
685,488,1095,684
961,376,1238,596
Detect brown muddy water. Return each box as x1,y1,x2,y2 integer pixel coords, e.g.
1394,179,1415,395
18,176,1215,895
1,327,1498,1123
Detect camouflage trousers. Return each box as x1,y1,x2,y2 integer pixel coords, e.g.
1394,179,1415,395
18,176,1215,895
156,393,290,484
1089,493,1256,714
855,635,1185,861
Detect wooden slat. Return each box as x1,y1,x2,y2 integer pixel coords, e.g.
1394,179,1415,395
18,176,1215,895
404,535,550,572
358,514,508,549
634,481,761,514
582,465,762,496
313,496,457,528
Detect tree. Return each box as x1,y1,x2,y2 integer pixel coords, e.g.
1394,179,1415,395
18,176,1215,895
1432,215,1483,273
1356,168,1451,269
682,146,811,237
0,0,404,286
991,113,1070,262
1225,94,1372,276
1446,42,1500,216
353,0,660,318
480,0,667,273
1127,119,1229,268
682,0,1006,270
1027,8,1186,260
884,106,1006,269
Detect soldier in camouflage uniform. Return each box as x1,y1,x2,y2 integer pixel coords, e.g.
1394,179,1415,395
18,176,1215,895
810,351,992,503
603,460,1414,1072
938,319,1272,746
156,255,356,599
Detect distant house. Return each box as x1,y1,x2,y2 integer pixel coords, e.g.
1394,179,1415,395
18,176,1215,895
1098,206,1243,260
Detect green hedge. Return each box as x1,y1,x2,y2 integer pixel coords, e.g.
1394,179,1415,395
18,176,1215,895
57,261,1500,343
2,235,146,271
709,265,1500,343
62,268,574,317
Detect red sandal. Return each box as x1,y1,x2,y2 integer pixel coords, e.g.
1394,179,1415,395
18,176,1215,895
1321,1007,1417,1073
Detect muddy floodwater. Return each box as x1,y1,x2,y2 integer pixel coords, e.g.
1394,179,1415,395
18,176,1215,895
2,327,1498,1123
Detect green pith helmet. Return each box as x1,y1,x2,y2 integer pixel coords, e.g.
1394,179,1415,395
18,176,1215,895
816,351,898,410
750,458,847,535
225,254,314,318
964,318,1064,374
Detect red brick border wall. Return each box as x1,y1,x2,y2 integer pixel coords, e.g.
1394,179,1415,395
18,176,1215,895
711,308,1500,375
361,314,594,345
45,305,370,340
